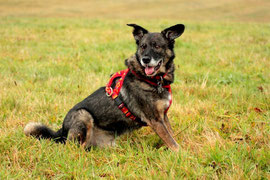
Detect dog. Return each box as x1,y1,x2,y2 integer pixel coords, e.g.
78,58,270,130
24,24,185,152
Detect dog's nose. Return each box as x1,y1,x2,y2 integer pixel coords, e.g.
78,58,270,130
142,56,151,64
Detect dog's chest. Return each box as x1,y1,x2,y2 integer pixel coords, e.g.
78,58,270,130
156,90,171,112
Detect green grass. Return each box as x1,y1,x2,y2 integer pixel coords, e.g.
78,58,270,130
0,0,270,179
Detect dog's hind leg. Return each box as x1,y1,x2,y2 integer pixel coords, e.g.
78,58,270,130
67,109,93,145
66,109,115,149
89,126,116,148
68,123,87,144
82,121,116,149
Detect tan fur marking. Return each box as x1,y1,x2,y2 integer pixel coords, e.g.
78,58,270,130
90,127,115,147
156,99,169,114
83,118,94,147
154,99,177,149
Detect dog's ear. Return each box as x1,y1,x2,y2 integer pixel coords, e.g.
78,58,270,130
127,24,148,44
161,24,185,41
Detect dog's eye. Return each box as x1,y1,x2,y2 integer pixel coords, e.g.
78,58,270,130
140,44,147,49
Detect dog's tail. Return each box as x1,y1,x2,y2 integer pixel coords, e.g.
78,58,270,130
24,122,66,143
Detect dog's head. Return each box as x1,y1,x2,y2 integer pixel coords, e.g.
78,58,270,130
127,24,185,77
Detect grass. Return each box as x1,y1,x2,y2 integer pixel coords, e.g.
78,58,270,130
0,0,270,179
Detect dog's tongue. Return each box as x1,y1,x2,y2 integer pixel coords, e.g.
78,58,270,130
145,66,155,75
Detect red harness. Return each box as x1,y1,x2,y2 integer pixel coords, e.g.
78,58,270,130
105,69,172,125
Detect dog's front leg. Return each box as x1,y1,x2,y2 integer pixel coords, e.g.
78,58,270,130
149,120,179,152
163,114,174,137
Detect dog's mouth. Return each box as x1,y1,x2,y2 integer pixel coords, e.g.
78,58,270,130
144,60,163,76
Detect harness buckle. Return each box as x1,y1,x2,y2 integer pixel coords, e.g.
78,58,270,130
106,87,113,96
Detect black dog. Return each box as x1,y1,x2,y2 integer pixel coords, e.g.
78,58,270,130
24,24,185,152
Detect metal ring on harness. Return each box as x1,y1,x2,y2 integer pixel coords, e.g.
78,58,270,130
106,87,113,96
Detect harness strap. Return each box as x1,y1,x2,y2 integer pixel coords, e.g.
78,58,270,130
105,68,172,125
165,86,172,114
105,69,129,99
131,70,171,88
113,96,147,126
105,69,147,126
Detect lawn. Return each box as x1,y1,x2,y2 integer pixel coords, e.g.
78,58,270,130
0,0,270,179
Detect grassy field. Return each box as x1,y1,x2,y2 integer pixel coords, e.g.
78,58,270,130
0,0,270,179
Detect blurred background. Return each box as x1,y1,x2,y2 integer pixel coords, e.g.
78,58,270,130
0,0,269,22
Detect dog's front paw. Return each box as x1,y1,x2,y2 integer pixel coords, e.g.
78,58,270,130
170,143,179,152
